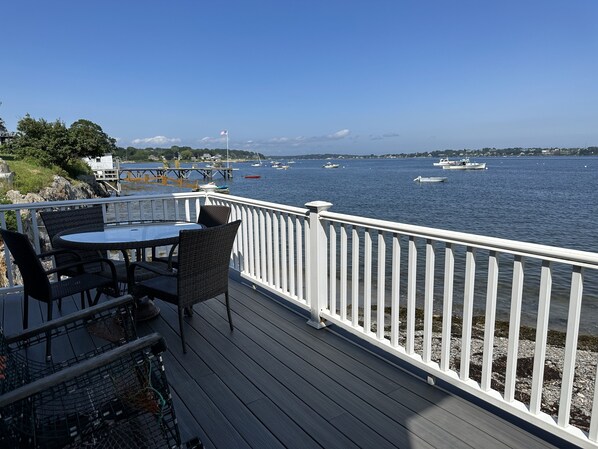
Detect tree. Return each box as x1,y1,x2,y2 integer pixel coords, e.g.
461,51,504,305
6,115,116,170
69,119,117,160
0,116,6,133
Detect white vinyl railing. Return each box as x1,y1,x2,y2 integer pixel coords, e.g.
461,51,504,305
2,190,598,447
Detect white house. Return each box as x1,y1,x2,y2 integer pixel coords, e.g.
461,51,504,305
83,154,115,170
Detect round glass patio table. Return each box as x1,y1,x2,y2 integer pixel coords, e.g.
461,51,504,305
54,221,204,320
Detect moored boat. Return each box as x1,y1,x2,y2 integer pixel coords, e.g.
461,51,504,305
413,176,447,183
244,175,261,179
323,162,340,169
442,160,486,170
196,182,230,193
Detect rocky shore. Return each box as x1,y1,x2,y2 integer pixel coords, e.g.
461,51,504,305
369,311,596,433
0,174,110,287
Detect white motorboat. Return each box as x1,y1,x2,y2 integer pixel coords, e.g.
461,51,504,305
413,176,447,183
442,160,486,170
323,162,340,169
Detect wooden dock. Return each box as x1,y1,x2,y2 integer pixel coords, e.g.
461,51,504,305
119,166,234,181
92,166,234,193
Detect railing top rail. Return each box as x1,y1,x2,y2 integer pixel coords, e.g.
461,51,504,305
216,193,309,216
321,210,598,267
0,191,207,211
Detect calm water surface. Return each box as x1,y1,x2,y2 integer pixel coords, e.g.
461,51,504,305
124,157,598,252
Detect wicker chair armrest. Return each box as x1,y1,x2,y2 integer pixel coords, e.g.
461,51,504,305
4,295,135,346
166,243,179,268
0,333,165,409
38,248,83,261
45,257,117,278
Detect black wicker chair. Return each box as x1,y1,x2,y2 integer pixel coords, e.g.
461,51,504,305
0,333,185,448
0,228,119,358
130,220,241,353
40,206,106,277
152,205,232,269
41,207,158,294
0,295,137,395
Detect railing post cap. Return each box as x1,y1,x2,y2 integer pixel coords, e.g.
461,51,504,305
305,201,333,212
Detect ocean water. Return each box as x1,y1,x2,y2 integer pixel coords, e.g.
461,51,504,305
121,157,598,333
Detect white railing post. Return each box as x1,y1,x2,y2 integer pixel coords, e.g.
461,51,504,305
200,184,216,205
305,200,333,329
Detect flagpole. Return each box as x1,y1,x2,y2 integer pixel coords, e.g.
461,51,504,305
226,132,229,169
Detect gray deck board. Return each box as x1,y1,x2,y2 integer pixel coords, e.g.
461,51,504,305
0,279,564,449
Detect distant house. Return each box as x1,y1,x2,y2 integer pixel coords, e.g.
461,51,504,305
82,154,115,170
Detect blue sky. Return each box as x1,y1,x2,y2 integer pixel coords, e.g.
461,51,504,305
1,1,597,155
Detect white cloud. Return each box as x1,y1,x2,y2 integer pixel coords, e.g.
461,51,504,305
131,135,181,147
328,129,350,139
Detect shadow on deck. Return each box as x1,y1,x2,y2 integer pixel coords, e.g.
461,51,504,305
1,278,565,449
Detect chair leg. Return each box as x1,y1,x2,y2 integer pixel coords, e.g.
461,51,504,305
46,301,53,361
91,289,102,307
80,292,86,309
58,298,62,311
23,294,29,329
178,307,187,354
225,291,233,331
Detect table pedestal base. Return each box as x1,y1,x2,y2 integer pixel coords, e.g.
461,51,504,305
136,297,161,321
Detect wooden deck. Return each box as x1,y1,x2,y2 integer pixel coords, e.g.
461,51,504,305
1,279,570,449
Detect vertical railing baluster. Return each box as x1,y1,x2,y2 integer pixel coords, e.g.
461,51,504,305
304,219,311,306
481,251,499,391
460,247,476,381
266,210,273,285
391,234,401,348
281,213,288,293
15,209,23,233
377,231,386,341
440,243,454,371
296,216,303,301
530,260,553,414
558,266,584,427
364,229,372,333
260,209,267,283
352,226,360,327
184,198,191,221
288,215,295,297
253,208,260,280
406,236,417,355
273,211,280,289
31,209,42,253
340,224,348,321
240,206,249,274
505,255,525,401
162,199,169,221
329,222,337,315
423,239,435,363
126,201,133,222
